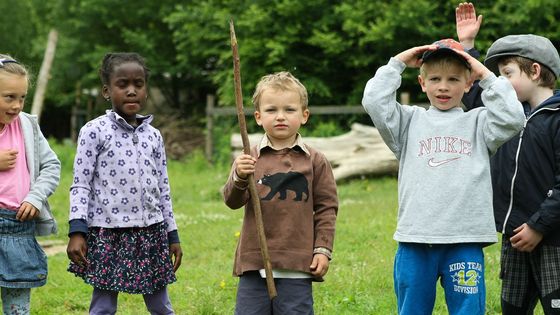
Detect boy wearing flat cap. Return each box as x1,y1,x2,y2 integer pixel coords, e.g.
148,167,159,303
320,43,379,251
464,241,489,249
457,3,560,314
362,39,524,314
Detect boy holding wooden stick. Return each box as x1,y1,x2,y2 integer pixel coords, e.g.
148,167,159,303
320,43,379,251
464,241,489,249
222,71,338,314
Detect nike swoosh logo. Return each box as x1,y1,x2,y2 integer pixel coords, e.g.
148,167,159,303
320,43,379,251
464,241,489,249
427,157,461,167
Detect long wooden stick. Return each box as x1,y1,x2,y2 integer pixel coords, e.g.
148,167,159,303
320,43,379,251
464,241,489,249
229,20,277,299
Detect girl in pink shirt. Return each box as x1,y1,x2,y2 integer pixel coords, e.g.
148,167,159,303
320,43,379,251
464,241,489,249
0,54,61,314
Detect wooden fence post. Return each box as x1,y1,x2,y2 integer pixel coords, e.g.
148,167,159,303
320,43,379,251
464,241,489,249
205,94,215,161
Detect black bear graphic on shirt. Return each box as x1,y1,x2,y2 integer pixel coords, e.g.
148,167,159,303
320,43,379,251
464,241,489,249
257,171,309,202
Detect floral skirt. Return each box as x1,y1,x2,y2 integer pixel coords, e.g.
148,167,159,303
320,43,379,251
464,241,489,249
68,222,176,294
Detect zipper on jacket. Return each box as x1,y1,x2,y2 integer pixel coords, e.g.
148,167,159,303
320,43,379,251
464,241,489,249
502,107,560,233
502,123,525,234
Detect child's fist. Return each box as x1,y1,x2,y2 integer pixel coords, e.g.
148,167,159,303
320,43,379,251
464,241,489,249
0,149,17,171
310,253,330,277
234,154,256,179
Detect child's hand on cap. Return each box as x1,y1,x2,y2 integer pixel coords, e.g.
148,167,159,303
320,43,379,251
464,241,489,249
395,45,438,68
454,49,492,82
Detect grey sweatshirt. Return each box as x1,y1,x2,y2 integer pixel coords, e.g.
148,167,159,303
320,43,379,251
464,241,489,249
362,58,525,244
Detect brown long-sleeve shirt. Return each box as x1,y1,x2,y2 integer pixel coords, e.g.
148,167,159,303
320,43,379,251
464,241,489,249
223,136,338,277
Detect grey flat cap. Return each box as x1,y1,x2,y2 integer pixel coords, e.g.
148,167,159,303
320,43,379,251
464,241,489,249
484,34,560,78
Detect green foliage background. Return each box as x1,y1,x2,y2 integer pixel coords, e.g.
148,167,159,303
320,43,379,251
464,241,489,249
3,0,560,135
3,1,556,310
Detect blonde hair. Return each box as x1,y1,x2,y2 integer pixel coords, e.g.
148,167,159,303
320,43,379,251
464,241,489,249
420,55,470,79
252,71,308,110
0,54,28,79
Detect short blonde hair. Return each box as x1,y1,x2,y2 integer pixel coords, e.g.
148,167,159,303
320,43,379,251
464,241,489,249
0,54,28,78
420,55,470,79
252,71,308,110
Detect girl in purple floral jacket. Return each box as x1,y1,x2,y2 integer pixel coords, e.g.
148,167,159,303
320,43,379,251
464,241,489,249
66,53,182,315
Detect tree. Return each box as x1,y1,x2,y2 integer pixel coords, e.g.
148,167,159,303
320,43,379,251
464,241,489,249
32,0,187,110
18,0,560,139
166,0,471,108
0,0,41,62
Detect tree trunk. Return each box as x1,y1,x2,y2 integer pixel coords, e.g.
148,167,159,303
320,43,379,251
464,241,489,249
31,29,58,121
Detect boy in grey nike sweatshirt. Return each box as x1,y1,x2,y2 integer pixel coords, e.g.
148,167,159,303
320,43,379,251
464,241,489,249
361,39,525,315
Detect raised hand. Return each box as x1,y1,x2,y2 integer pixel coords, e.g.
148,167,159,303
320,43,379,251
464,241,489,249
456,2,483,49
0,149,17,171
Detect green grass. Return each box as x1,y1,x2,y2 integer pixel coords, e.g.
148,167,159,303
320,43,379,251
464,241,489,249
21,142,544,314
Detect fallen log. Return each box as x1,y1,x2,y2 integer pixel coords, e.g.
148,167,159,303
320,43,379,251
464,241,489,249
231,123,398,181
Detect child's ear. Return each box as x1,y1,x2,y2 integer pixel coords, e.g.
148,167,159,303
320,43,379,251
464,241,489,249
465,79,474,93
301,108,310,124
418,75,427,92
530,62,541,81
101,85,110,100
254,111,262,126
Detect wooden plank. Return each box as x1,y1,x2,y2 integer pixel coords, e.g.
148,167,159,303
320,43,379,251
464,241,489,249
210,104,430,117
211,105,365,116
230,123,399,181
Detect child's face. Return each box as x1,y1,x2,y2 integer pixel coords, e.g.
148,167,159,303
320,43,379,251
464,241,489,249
254,88,309,148
0,72,27,129
103,62,147,125
418,63,471,111
498,61,537,104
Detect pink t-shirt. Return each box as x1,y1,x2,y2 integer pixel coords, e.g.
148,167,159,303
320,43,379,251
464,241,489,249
0,117,30,211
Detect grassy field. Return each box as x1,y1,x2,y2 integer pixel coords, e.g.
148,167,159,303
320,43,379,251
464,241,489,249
23,142,543,314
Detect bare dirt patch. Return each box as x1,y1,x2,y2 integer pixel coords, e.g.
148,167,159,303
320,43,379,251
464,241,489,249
39,239,67,256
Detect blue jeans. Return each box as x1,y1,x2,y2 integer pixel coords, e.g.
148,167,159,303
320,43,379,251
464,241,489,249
394,243,486,315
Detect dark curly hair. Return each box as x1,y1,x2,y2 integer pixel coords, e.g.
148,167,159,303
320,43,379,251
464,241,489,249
99,52,150,85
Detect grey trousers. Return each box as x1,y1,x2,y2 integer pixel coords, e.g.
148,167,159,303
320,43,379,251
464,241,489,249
234,271,314,315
